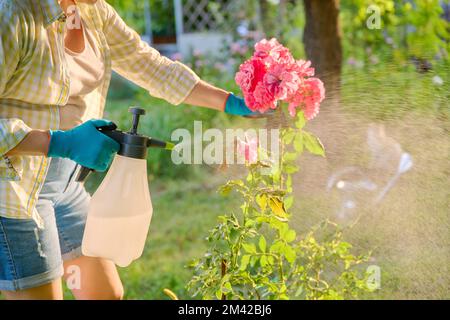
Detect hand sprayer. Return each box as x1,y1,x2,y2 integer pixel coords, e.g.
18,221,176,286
78,107,173,267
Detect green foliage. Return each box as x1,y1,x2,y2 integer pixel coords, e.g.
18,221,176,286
341,0,449,64
188,111,372,300
402,0,449,60
106,0,175,36
341,0,398,63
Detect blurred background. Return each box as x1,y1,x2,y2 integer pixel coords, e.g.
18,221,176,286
82,0,449,300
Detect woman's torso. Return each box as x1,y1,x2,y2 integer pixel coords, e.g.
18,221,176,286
60,19,106,130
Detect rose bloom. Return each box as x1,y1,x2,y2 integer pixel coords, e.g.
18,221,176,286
291,59,315,77
254,38,281,60
253,82,277,112
235,38,325,118
237,134,258,164
264,64,301,101
287,77,325,120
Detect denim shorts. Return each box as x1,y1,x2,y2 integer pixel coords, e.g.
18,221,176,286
0,158,90,291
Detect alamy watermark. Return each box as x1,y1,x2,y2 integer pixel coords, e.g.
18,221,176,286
66,265,81,290
171,121,280,175
366,265,381,290
366,4,382,30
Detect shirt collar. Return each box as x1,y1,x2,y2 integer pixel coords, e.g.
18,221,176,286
39,0,64,26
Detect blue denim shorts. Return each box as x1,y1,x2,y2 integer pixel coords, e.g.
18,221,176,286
0,158,90,291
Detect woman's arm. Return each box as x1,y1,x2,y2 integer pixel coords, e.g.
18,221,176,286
5,130,50,156
183,80,230,112
96,1,255,116
184,81,257,116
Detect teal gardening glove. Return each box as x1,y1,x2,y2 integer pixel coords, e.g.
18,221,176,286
224,93,257,116
224,93,274,118
48,119,120,172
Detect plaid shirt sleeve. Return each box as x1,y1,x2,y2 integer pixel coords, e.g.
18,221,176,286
98,1,200,105
0,9,32,181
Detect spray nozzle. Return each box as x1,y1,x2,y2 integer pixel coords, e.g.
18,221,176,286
75,106,173,182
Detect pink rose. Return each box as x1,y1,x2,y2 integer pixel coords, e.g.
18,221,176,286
291,60,315,77
235,38,325,120
254,38,294,66
237,134,258,164
235,58,266,94
253,82,277,112
254,38,282,60
287,77,325,120
264,64,300,101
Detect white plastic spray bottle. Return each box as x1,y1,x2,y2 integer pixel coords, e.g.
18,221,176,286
76,107,173,267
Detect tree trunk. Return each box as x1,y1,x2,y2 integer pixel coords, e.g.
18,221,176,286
302,1,344,178
259,0,275,36
303,0,342,104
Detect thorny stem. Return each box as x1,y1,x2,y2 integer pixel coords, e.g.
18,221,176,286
279,137,285,190
279,258,285,284
221,259,227,300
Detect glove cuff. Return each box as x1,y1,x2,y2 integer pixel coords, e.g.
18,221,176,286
47,130,70,158
222,92,232,112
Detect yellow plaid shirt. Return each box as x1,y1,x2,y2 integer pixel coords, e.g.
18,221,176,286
0,0,200,224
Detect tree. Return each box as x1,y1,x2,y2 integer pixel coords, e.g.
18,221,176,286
303,0,342,103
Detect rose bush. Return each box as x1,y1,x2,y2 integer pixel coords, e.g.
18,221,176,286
187,40,371,300
188,112,372,300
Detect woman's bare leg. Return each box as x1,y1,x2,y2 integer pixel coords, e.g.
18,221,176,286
63,256,124,300
1,279,63,300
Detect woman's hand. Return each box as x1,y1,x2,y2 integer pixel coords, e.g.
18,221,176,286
6,119,120,171
223,93,257,116
48,119,120,172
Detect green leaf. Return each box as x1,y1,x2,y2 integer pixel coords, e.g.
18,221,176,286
259,235,267,252
282,129,296,144
284,164,299,174
218,180,244,196
218,185,232,196
294,132,304,153
260,255,268,267
284,196,294,210
229,179,244,186
303,132,325,157
285,230,297,243
268,196,288,218
283,152,298,162
223,282,232,292
242,243,257,254
284,245,297,264
270,240,284,254
255,194,267,211
240,255,250,271
221,274,230,284
296,112,306,129
215,289,223,300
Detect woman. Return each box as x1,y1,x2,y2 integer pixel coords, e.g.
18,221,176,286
0,0,254,300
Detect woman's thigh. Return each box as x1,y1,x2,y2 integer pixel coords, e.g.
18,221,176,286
63,256,123,300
